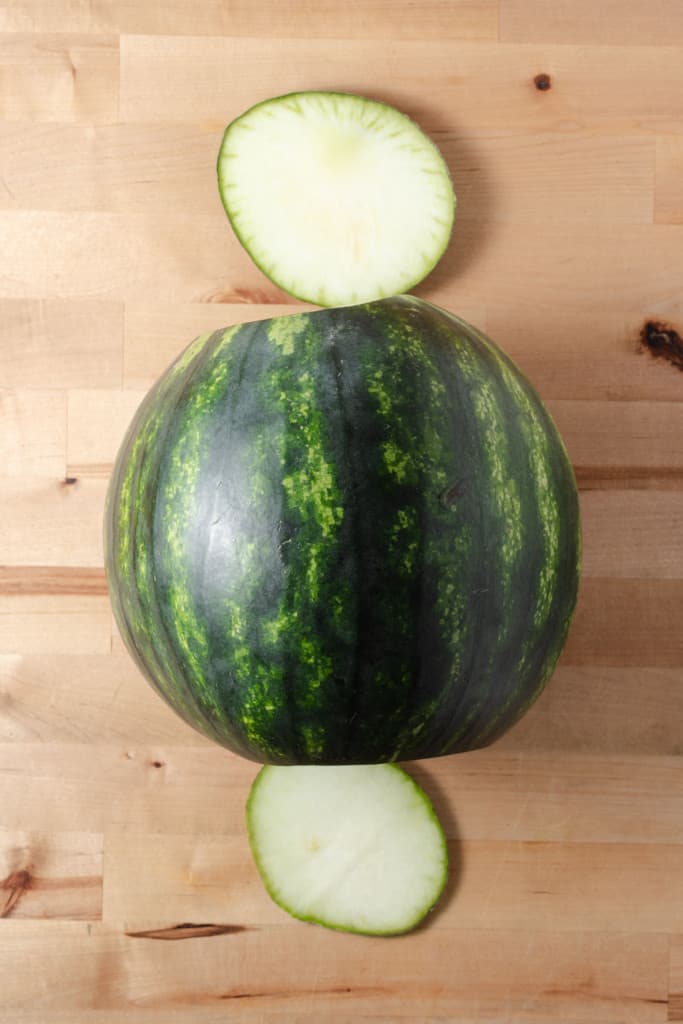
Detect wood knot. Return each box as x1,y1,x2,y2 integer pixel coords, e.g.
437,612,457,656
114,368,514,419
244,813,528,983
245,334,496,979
126,922,248,940
639,320,683,371
534,73,552,91
1,869,32,918
199,285,284,305
2,869,31,889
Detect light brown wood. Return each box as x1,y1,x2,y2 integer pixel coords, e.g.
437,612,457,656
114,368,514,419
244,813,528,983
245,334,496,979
1,124,656,224
1,1,500,41
67,389,144,478
0,920,670,1019
0,33,118,122
580,491,683,579
563,578,683,667
3,741,683,845
102,828,683,934
671,935,683,1020
655,134,683,224
118,35,683,133
2,477,108,566
548,399,683,471
486,308,683,403
0,592,111,655
500,0,683,46
0,299,123,389
0,388,66,476
495,667,683,756
2,2,683,1019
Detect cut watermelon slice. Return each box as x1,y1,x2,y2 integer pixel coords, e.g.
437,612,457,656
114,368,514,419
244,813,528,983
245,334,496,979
246,763,448,935
218,91,455,306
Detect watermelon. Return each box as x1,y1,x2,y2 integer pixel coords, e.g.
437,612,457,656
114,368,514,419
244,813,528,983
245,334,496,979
247,764,448,935
104,296,580,765
217,91,455,306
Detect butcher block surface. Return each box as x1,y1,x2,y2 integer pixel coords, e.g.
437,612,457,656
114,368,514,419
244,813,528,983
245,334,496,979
1,1,683,1020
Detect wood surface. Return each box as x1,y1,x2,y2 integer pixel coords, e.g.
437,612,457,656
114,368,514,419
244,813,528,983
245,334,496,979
1,1,682,1020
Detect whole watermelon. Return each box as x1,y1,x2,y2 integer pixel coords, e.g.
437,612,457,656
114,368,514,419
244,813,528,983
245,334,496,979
105,296,580,764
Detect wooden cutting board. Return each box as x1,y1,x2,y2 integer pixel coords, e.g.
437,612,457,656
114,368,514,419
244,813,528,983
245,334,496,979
1,2,683,1020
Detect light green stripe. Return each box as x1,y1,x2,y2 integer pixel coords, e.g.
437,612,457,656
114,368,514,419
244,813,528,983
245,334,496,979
468,331,567,729
496,361,560,645
453,340,523,628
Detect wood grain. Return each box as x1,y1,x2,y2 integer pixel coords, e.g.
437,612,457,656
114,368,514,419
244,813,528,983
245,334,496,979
0,1,500,40
580,491,683,579
2,1,683,1019
655,134,683,224
0,1016,542,1024
0,566,107,595
670,935,683,1020
2,744,682,845
67,389,143,478
496,666,683,757
0,124,655,226
0,592,111,655
0,388,66,476
0,299,123,390
102,828,683,934
562,578,683,668
0,123,222,214
5,210,683,319
548,399,683,472
486,308,683,403
500,0,683,46
2,478,108,566
119,36,683,133
414,751,683,844
0,920,670,1019
0,33,118,123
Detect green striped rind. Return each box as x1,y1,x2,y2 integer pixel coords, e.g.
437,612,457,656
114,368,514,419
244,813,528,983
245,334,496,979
104,296,580,764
